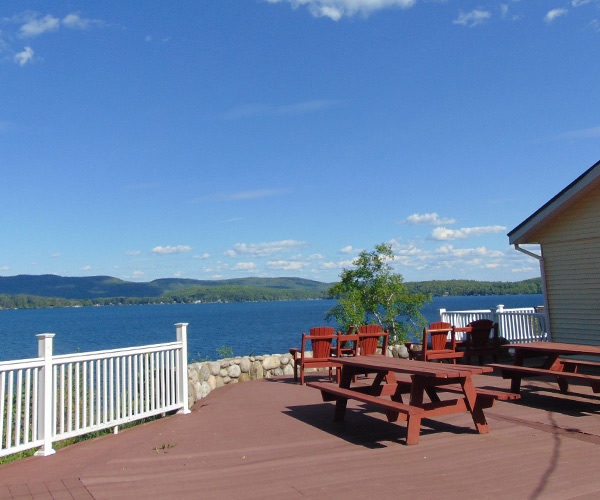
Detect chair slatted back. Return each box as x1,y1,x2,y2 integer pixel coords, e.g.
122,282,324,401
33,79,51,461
309,327,336,359
357,324,388,356
427,322,452,351
467,319,495,348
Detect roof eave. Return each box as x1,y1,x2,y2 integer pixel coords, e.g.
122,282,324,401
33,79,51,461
508,159,600,245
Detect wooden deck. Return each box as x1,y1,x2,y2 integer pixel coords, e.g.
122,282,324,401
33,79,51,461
1,372,600,499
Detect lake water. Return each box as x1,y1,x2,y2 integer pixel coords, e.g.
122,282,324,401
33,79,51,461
0,294,543,363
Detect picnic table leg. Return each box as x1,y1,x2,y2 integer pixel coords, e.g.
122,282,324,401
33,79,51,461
405,414,422,445
510,376,522,394
334,398,348,421
549,357,571,393
333,366,356,421
461,377,489,434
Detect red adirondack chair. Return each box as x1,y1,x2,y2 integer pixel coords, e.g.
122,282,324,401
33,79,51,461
290,327,341,384
408,322,464,363
462,319,500,365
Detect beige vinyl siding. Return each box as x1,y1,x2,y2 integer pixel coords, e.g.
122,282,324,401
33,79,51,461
542,237,600,345
531,185,600,243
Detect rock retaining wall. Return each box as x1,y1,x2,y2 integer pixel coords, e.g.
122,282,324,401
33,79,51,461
187,344,409,408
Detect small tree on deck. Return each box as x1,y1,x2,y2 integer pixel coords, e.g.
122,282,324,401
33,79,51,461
326,243,431,343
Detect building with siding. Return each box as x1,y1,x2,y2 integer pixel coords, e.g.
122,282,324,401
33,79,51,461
508,159,600,345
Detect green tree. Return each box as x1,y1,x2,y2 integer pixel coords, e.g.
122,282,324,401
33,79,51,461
326,243,431,343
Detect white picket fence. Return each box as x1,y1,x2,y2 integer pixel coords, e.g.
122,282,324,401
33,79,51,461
0,323,189,458
439,305,549,343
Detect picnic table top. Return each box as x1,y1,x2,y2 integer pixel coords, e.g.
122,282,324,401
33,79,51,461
330,355,493,378
503,341,600,356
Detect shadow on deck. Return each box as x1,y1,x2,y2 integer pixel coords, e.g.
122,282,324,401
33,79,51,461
1,372,599,499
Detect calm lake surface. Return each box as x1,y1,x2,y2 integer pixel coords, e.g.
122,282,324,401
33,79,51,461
0,294,543,363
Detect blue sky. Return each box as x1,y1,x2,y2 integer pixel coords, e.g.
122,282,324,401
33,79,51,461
1,1,599,284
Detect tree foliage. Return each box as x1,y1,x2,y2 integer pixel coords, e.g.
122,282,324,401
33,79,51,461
326,243,431,343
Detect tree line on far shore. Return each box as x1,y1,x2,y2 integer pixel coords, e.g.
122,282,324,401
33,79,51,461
0,277,542,310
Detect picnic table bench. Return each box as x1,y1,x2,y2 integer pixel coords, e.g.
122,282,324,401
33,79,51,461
489,341,600,394
306,355,516,445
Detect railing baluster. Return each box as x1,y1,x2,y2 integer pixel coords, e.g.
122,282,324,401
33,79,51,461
6,371,14,449
0,372,6,448
24,369,31,444
15,370,23,446
67,363,73,433
75,362,80,432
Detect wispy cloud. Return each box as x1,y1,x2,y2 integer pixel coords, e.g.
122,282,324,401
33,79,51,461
266,0,416,21
453,9,492,27
556,125,600,140
400,213,457,226
545,9,568,23
224,240,307,258
14,46,34,66
221,99,340,120
191,189,286,203
193,253,210,259
429,225,507,241
19,12,103,37
3,11,104,66
151,245,193,255
20,14,61,37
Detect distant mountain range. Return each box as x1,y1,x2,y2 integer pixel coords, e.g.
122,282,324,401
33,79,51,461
0,274,333,300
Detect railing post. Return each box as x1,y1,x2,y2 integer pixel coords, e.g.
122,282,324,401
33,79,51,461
175,323,190,414
35,334,56,456
439,308,446,323
492,305,504,339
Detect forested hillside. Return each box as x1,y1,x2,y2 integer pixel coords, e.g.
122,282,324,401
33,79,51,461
0,275,542,309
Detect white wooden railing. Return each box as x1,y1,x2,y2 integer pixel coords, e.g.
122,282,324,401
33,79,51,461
0,323,189,458
439,305,549,343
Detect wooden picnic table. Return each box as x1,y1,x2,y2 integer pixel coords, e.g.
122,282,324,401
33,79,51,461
307,355,516,445
489,341,600,394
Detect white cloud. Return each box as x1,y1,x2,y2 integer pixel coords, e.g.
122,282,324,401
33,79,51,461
224,240,306,257
151,245,193,255
62,13,95,30
453,9,492,27
266,0,416,21
232,262,257,271
193,253,210,259
339,245,354,254
545,9,568,23
435,245,505,259
429,225,507,241
0,266,10,271
14,46,34,66
126,250,142,256
81,265,92,271
400,213,456,226
267,260,310,271
20,14,60,37
572,0,593,6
